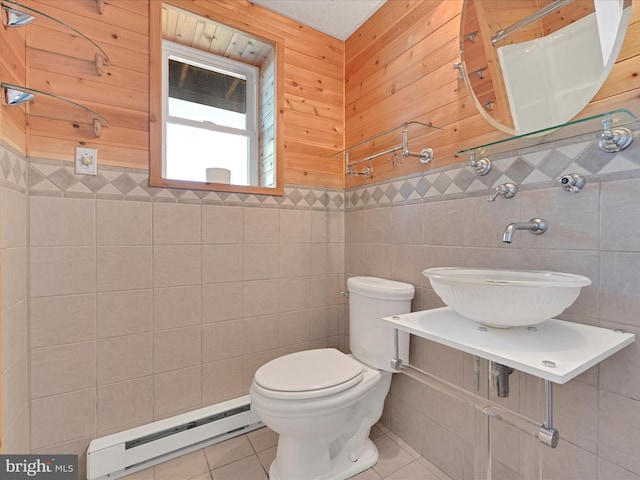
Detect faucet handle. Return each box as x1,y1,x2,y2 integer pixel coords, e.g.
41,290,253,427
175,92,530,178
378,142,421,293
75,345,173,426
487,183,518,202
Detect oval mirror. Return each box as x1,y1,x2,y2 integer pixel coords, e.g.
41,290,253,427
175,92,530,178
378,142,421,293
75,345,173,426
460,0,632,135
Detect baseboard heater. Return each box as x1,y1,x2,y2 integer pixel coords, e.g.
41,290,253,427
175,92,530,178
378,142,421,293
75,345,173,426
87,395,263,480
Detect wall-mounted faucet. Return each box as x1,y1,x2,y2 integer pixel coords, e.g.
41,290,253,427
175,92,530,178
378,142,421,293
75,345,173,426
502,218,547,243
559,173,585,193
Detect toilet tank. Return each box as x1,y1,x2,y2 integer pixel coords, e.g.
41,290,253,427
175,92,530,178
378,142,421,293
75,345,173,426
347,277,414,372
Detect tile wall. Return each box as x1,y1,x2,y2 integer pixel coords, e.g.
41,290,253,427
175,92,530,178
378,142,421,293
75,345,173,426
345,127,640,480
15,157,346,477
1,141,29,453
5,124,640,480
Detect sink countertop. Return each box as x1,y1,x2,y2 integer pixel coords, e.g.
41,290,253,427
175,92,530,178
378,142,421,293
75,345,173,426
383,307,635,384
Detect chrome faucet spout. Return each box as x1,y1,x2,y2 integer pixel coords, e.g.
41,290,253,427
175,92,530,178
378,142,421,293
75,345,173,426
502,218,547,243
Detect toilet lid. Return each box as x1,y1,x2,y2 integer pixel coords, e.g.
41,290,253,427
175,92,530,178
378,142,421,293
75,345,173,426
254,349,364,399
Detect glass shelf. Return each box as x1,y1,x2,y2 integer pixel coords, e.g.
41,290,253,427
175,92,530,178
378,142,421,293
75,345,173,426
2,83,110,137
330,121,442,158
456,109,637,158
331,121,443,177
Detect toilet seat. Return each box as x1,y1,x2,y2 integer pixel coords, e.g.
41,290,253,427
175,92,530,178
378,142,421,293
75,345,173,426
253,348,364,400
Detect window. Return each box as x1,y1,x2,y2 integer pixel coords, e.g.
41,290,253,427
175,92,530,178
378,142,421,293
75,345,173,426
150,2,283,195
162,41,259,186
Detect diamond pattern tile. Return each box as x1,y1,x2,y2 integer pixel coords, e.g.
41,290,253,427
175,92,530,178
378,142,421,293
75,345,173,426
48,167,79,191
18,125,640,214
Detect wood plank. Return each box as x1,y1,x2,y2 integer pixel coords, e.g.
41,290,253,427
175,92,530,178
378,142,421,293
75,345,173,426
593,54,640,102
27,24,149,75
27,117,148,150
346,0,462,92
284,93,343,123
283,168,343,190
35,0,150,32
29,68,148,113
28,135,148,168
29,0,149,54
347,1,423,59
28,48,149,94
346,19,459,107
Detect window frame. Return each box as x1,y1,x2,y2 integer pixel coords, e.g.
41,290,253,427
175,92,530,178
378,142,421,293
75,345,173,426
150,1,284,196
162,40,260,186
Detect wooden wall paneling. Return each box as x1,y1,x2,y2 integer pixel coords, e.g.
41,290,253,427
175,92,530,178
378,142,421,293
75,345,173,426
24,0,150,164
283,63,343,106
284,49,344,83
620,23,640,62
592,55,640,102
346,1,460,101
34,0,149,33
346,61,462,147
28,135,148,167
27,115,148,150
29,0,149,53
27,47,148,94
27,25,149,75
160,0,343,189
28,68,148,113
284,168,343,190
347,1,424,59
346,16,459,111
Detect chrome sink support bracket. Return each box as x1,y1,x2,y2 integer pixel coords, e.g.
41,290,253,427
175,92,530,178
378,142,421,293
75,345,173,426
389,323,561,455
540,380,560,448
390,322,403,371
599,118,633,152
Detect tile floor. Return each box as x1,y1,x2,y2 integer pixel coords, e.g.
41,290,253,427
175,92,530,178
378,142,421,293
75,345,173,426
125,423,451,480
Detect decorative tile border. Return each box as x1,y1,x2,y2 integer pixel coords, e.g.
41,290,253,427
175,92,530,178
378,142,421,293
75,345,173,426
346,127,640,210
7,124,640,213
0,141,27,191
27,157,345,211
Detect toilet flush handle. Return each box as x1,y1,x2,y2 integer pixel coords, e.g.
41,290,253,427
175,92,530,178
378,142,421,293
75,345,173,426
341,291,350,298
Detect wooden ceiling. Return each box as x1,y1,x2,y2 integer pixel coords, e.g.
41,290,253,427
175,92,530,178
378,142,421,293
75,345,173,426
161,3,273,67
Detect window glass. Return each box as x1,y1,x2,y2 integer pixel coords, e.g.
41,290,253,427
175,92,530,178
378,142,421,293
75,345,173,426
163,41,258,186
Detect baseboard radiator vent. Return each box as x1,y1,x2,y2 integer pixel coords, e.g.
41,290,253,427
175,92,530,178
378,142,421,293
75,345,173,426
87,395,263,480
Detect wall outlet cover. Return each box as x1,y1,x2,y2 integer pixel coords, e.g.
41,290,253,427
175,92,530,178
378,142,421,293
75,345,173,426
75,147,98,175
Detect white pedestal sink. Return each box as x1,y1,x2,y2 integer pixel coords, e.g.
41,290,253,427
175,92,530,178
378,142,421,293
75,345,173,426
423,267,592,328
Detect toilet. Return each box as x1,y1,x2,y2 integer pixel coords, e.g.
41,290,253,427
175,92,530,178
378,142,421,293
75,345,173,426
249,276,414,480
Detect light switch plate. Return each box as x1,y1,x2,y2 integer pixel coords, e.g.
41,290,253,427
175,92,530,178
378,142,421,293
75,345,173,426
75,147,98,175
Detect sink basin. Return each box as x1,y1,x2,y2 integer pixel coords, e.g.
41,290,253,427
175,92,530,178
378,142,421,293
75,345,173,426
423,267,591,328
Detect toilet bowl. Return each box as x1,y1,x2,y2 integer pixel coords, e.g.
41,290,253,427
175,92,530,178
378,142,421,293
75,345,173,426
249,277,414,480
250,349,390,480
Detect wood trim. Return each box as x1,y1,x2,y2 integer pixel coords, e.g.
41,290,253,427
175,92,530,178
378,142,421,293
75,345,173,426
149,0,285,196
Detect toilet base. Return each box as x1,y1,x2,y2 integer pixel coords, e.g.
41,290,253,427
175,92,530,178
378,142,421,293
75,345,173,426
269,438,379,480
